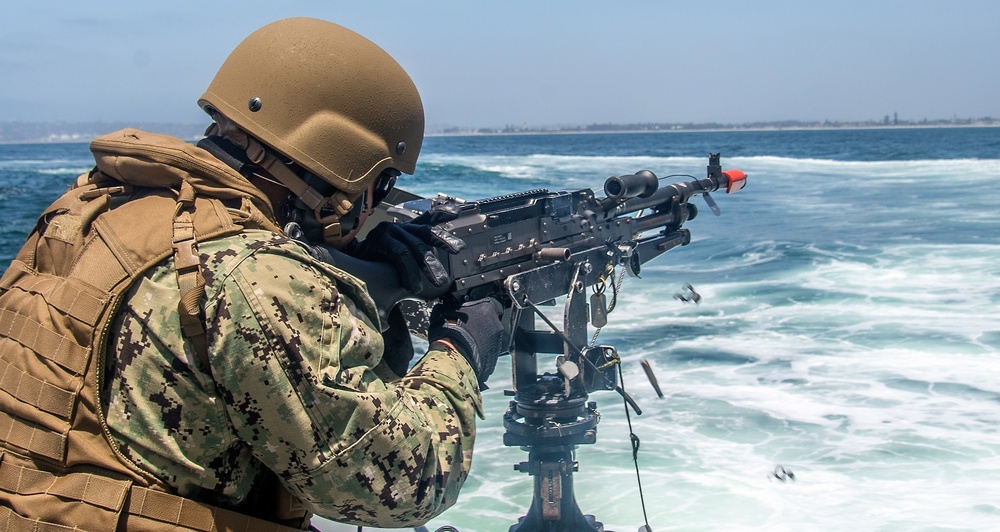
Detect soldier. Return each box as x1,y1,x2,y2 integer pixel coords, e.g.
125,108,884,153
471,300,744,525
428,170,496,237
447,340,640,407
0,17,505,531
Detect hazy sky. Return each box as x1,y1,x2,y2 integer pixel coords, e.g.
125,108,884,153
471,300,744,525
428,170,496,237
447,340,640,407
2,1,998,129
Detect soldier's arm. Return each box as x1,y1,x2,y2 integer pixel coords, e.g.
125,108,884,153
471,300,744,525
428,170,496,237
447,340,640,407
204,239,481,527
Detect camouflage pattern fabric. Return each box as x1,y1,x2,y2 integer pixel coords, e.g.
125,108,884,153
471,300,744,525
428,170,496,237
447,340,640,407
102,229,483,527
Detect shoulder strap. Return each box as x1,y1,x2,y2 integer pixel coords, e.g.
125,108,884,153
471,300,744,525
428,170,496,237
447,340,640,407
172,181,211,371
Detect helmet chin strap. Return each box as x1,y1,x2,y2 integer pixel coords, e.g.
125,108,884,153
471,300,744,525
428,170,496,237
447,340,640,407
241,136,362,244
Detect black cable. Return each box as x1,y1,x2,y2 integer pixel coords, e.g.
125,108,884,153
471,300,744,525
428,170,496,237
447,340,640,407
618,363,652,531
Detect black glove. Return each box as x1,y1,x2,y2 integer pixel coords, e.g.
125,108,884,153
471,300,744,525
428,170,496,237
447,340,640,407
354,205,465,295
428,297,508,387
380,305,415,377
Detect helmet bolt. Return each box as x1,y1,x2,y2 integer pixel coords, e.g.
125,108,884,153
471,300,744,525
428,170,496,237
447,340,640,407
248,97,263,112
396,141,406,155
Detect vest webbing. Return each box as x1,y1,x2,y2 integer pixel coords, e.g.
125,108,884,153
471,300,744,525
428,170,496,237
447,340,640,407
0,451,303,532
0,130,307,531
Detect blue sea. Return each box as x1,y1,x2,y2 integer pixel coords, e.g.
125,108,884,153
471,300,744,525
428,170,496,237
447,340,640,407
2,127,999,531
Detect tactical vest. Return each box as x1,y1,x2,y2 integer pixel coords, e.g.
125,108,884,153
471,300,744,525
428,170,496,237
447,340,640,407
0,129,308,531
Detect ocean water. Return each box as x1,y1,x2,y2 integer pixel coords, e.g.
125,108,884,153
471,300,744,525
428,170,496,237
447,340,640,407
2,127,999,531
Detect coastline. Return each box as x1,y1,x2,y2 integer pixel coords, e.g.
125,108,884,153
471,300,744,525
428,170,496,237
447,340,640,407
0,120,997,145
426,121,1000,138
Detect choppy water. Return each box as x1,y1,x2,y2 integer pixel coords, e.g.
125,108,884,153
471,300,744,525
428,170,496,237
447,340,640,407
2,127,999,531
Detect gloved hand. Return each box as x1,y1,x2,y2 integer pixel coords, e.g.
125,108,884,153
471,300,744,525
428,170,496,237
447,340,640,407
428,298,508,387
380,305,415,377
353,204,465,295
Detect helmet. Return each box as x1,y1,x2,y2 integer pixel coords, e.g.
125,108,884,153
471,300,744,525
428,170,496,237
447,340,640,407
198,17,424,196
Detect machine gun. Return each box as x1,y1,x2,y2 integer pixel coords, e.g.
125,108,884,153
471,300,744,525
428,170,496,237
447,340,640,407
326,153,746,531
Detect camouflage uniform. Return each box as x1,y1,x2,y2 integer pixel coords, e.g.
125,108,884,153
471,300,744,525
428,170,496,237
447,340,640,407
100,226,482,526
103,228,482,527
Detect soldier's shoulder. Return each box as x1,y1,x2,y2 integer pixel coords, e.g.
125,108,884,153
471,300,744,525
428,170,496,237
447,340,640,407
194,230,326,289
197,230,376,317
200,230,314,268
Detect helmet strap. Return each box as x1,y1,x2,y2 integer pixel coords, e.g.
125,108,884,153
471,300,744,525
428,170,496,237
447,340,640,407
242,136,361,245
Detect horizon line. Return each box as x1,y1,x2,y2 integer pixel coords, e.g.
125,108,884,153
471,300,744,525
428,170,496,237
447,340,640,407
0,116,997,144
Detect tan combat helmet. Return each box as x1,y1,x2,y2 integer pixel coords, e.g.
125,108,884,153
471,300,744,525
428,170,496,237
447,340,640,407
198,17,424,241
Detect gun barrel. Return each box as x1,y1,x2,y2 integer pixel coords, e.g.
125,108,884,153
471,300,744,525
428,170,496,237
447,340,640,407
611,177,712,215
609,169,744,217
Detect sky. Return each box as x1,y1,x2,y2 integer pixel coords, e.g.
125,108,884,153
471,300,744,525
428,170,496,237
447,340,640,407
2,1,998,130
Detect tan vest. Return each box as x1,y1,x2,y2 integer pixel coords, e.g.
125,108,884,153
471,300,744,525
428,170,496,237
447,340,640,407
0,130,307,531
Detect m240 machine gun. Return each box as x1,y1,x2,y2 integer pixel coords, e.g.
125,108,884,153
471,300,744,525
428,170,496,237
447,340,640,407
328,153,746,531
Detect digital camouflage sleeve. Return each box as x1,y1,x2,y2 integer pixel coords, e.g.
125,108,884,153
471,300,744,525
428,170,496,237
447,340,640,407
103,230,483,527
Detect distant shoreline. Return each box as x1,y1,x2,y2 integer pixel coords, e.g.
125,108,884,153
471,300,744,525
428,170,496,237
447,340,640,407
1,120,997,144
427,122,1000,138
